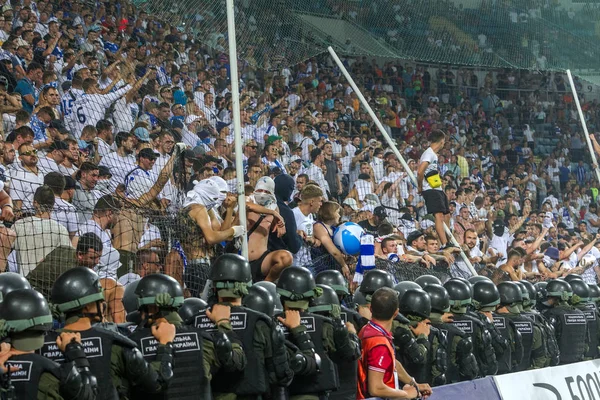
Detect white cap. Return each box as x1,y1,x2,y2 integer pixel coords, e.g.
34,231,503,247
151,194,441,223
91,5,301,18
342,198,359,211
255,176,275,194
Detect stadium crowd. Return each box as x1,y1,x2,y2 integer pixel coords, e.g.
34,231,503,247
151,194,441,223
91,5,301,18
0,0,595,398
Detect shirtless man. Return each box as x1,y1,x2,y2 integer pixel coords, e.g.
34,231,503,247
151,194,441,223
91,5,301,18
246,176,293,282
177,178,245,296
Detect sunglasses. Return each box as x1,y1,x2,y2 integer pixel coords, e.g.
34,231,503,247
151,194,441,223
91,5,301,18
247,145,257,148
21,150,37,156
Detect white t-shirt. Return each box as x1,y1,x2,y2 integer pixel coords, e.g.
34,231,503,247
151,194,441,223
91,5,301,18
99,152,137,192
78,220,122,280
419,147,441,191
51,198,79,235
292,207,313,267
70,85,131,138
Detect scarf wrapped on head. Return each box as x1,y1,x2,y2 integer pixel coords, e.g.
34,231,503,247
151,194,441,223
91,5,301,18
183,179,221,210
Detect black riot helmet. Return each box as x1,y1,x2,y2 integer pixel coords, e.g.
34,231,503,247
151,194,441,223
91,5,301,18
546,279,573,301
444,279,472,312
414,275,442,288
243,285,275,317
0,272,31,302
399,289,432,320
309,284,341,317
564,274,583,283
589,284,600,304
519,280,537,308
135,274,185,310
468,275,492,285
51,267,105,320
497,282,523,307
569,280,591,305
315,270,349,296
534,281,548,300
359,270,394,295
423,284,450,314
254,281,283,315
178,297,208,325
210,254,252,298
353,290,369,307
472,280,500,311
276,267,320,310
394,281,421,304
452,277,473,297
0,289,53,336
123,280,141,324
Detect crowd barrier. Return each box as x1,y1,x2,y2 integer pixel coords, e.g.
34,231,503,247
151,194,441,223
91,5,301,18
427,360,600,400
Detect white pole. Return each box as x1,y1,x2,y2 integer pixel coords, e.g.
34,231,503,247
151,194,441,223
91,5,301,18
566,70,600,184
226,0,248,259
327,46,476,276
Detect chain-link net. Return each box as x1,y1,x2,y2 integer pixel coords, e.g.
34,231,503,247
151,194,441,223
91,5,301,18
135,0,600,72
375,258,451,284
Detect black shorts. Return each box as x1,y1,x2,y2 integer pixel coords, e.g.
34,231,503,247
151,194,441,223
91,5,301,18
250,251,268,282
423,189,449,215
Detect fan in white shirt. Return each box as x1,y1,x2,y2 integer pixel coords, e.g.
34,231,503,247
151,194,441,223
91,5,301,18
98,132,137,192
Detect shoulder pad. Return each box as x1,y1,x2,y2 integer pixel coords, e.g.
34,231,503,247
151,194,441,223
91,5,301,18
239,306,274,327
92,325,138,348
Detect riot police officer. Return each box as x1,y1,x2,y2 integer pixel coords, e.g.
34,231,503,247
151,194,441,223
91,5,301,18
0,288,97,399
316,270,365,332
392,281,429,382
568,279,599,360
243,283,319,400
194,253,291,399
48,267,176,399
399,288,447,387
494,282,525,373
512,281,546,370
128,271,248,400
424,283,478,383
520,280,559,367
542,279,588,365
309,282,361,400
359,270,395,300
276,266,346,399
444,278,498,376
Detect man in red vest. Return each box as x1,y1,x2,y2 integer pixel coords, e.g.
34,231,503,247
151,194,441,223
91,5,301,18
357,287,432,399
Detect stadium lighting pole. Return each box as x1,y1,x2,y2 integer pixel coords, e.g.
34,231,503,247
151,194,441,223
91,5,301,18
327,46,476,276
226,0,249,259
566,70,600,184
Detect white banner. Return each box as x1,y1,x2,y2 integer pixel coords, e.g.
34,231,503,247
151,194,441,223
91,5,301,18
494,360,600,400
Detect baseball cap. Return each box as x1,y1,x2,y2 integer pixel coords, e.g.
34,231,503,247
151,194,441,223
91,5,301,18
137,148,158,160
183,149,197,160
216,121,230,133
342,198,359,211
133,127,150,142
266,135,283,145
374,206,387,219
49,120,69,134
288,155,302,164
406,230,424,246
545,247,560,261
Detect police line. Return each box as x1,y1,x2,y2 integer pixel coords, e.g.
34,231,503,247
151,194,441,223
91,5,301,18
427,360,600,400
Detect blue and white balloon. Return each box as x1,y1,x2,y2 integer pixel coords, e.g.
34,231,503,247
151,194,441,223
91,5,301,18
333,222,365,256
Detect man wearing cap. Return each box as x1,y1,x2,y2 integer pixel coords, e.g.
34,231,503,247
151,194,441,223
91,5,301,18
342,198,359,223
124,148,160,199
358,205,388,236
99,131,136,192
37,139,68,174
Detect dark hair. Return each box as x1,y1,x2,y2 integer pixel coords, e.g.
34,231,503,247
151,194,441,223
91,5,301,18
377,223,394,237
43,172,65,196
96,119,113,132
429,129,446,144
26,62,43,73
310,147,322,163
14,126,34,139
76,232,103,254
371,287,399,320
115,132,133,148
94,194,122,213
33,185,55,210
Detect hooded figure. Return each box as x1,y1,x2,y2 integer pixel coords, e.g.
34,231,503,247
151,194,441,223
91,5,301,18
183,179,221,210
269,174,303,254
